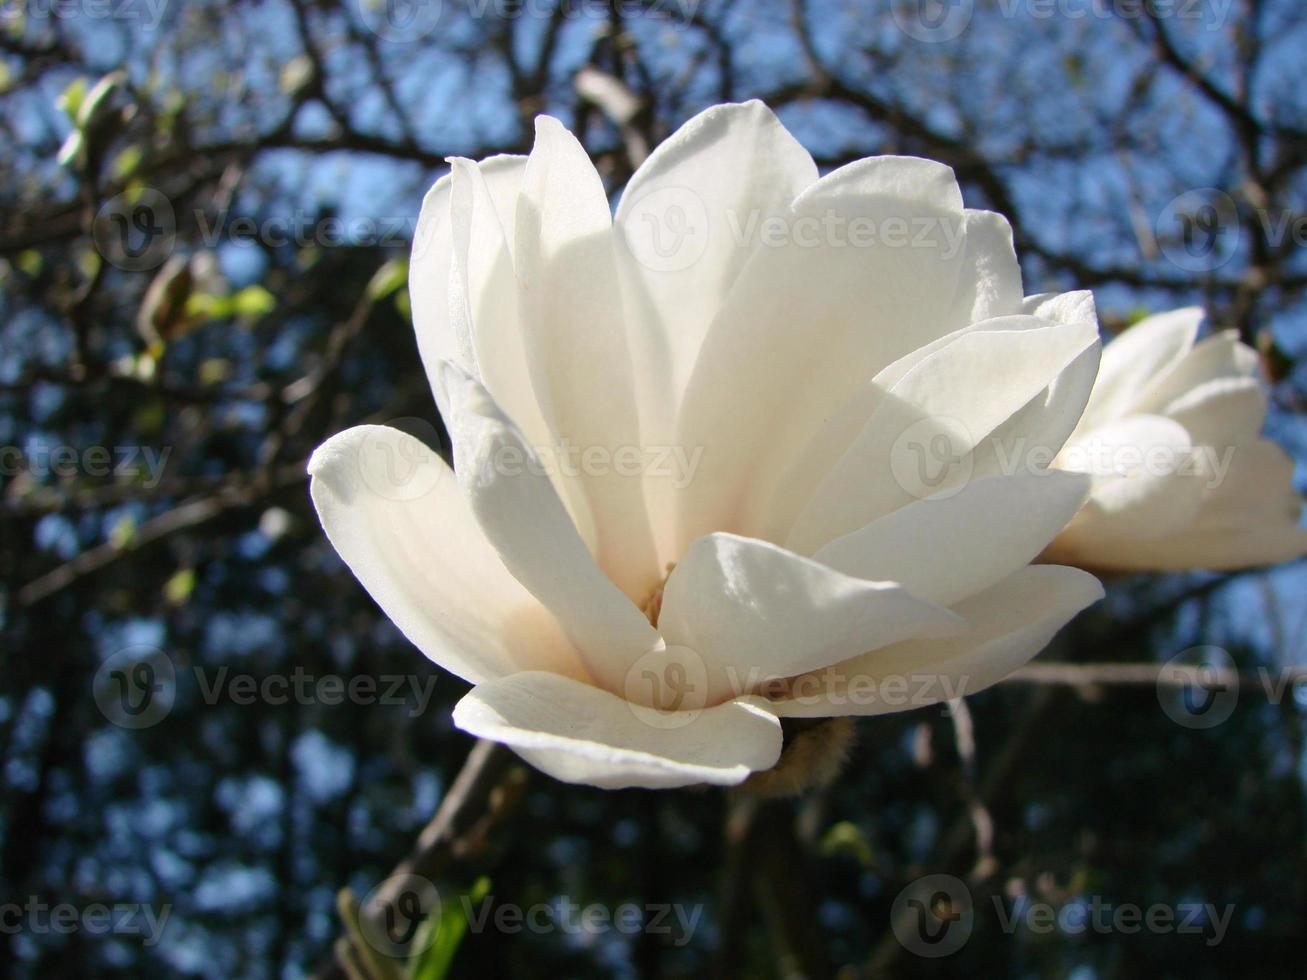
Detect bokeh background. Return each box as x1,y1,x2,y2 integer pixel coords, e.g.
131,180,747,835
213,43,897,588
3,0,1307,977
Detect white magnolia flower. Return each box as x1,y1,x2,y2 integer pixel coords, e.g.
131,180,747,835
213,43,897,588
309,102,1105,790
1045,308,1307,571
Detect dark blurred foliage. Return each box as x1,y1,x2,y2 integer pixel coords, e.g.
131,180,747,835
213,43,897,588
2,0,1307,977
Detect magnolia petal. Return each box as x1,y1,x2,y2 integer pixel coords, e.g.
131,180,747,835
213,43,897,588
974,339,1101,485
1021,290,1097,326
1097,523,1307,571
453,671,782,789
815,470,1090,607
981,290,1102,478
657,533,964,705
786,316,1099,554
947,209,1024,325
1199,438,1302,524
739,320,977,544
674,156,999,551
1164,376,1267,448
1133,330,1258,415
514,116,660,599
615,100,818,402
1079,307,1202,429
447,156,560,464
747,300,1098,544
769,565,1103,718
441,364,661,694
1058,415,1207,541
409,172,462,409
308,425,588,685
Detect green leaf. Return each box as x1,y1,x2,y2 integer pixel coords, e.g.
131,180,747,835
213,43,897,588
109,515,138,550
184,292,232,321
279,54,315,95
819,821,874,868
164,568,196,606
76,71,125,129
58,78,89,122
365,258,408,304
112,145,144,180
56,132,85,170
230,285,275,319
407,877,491,980
16,250,42,278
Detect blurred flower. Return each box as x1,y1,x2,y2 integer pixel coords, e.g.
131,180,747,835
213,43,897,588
1046,308,1307,571
309,102,1104,790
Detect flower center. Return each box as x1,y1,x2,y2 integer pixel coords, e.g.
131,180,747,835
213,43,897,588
640,563,676,627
